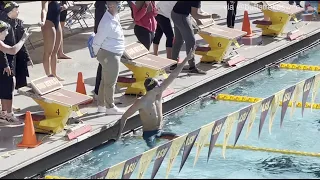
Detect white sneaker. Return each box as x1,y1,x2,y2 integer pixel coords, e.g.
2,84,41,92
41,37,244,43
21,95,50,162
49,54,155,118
0,111,23,125
97,106,107,113
105,106,125,115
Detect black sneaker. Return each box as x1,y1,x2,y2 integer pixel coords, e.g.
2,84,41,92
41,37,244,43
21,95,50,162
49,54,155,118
189,67,207,75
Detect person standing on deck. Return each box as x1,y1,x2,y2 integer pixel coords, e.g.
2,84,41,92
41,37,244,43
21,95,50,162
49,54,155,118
57,1,71,59
92,1,125,115
170,1,219,75
0,20,31,125
152,1,176,59
0,1,33,113
116,48,196,149
131,1,157,50
93,1,107,99
226,1,237,28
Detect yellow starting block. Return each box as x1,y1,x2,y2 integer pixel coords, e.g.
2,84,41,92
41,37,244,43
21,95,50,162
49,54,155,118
215,94,320,109
18,76,92,134
117,42,177,96
193,18,247,64
279,63,320,71
250,1,304,36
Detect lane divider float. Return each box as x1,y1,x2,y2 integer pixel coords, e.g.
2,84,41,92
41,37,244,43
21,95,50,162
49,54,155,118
214,94,320,109
279,63,320,71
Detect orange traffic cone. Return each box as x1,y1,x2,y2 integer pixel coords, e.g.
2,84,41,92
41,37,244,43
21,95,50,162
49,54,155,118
76,72,87,95
17,111,41,148
76,72,93,105
242,11,253,37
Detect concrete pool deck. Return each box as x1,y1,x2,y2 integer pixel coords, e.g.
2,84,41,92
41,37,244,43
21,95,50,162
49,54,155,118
1,1,320,179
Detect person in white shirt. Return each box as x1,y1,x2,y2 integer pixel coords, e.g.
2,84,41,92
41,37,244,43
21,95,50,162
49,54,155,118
152,1,176,59
92,1,125,115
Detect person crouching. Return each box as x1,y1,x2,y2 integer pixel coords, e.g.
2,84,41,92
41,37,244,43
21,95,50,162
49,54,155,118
92,1,125,115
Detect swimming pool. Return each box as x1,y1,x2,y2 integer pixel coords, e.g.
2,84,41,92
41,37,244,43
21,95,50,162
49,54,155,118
43,46,320,179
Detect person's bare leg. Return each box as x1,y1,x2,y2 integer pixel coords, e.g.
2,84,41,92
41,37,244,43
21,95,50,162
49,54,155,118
166,47,172,59
153,43,159,56
41,24,55,76
57,21,71,59
51,24,64,81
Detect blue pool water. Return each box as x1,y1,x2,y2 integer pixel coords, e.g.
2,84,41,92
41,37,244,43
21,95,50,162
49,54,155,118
45,47,320,179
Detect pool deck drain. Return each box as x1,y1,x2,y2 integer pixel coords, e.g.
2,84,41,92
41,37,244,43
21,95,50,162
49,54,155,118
1,1,320,179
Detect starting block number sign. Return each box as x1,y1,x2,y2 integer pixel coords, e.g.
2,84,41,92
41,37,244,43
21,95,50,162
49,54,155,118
31,76,63,95
123,42,149,60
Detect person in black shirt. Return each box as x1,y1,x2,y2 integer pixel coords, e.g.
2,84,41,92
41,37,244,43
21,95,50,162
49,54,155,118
171,1,219,75
93,1,107,97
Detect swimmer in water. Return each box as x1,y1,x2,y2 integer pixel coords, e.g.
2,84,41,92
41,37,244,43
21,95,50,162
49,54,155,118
117,47,196,148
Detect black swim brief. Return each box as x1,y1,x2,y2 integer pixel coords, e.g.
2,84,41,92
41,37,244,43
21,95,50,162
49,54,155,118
142,129,177,148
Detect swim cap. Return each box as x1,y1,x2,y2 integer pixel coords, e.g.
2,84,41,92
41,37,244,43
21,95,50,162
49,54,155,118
3,1,19,13
144,78,160,91
0,20,9,33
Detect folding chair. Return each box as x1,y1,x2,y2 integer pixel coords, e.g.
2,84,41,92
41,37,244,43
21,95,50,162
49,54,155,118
65,1,95,32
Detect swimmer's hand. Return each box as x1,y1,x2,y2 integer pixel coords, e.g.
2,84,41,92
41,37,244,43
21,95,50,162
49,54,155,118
3,66,11,76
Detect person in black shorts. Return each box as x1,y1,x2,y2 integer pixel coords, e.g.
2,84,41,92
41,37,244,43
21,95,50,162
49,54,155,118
93,1,107,97
57,1,71,59
0,20,30,125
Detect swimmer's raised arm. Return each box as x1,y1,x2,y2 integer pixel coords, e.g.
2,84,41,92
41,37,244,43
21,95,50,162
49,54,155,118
157,47,195,93
116,98,144,140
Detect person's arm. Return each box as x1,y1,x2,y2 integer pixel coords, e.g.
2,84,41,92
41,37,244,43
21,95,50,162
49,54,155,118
190,2,212,19
155,94,163,127
131,1,149,21
117,98,144,139
156,47,195,93
92,14,111,54
40,1,48,25
0,33,29,55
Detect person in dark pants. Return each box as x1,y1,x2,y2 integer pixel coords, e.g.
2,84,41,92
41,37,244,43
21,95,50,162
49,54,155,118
93,1,107,97
289,1,302,8
171,1,218,74
227,1,237,28
152,1,176,59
